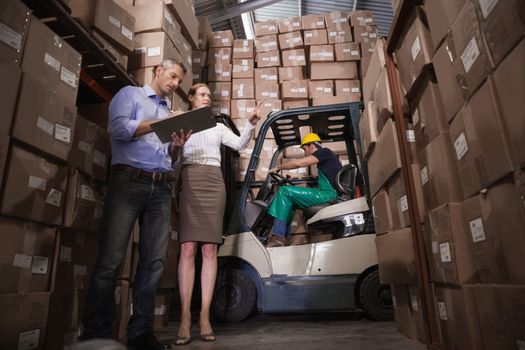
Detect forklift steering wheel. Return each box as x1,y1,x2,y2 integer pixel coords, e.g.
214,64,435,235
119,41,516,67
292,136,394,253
269,172,295,186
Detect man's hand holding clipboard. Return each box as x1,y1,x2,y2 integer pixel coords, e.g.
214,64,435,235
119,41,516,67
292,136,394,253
150,106,216,143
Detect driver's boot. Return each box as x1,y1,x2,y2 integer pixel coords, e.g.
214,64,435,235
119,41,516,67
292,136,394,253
267,234,287,247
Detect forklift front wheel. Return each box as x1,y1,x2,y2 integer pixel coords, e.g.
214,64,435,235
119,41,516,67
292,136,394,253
212,268,257,323
358,269,394,321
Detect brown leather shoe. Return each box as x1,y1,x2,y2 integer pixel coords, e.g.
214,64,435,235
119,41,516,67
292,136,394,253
267,234,287,247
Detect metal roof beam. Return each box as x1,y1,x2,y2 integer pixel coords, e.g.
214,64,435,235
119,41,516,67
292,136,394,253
209,0,286,24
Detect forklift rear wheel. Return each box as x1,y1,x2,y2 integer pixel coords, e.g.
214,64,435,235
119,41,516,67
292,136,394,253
359,269,394,321
212,268,257,323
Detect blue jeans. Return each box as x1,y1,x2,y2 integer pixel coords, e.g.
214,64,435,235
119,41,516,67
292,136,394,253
82,170,172,340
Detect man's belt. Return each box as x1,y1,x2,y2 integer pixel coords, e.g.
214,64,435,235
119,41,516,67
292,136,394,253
112,164,172,181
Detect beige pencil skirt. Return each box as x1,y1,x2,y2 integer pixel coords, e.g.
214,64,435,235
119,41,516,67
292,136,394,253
178,164,225,243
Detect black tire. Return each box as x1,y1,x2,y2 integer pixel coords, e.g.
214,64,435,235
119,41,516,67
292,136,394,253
212,268,257,323
358,269,394,321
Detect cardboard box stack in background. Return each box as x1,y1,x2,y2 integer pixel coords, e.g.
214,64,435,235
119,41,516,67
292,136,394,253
379,1,525,347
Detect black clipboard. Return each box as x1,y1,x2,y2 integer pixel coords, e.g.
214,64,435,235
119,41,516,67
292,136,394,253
150,106,216,143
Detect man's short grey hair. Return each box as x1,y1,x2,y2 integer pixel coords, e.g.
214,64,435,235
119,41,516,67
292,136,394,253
160,58,187,74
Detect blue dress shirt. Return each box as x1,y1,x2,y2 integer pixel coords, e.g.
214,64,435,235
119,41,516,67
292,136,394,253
108,84,172,172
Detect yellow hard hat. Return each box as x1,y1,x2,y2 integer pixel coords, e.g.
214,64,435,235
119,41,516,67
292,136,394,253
301,133,321,146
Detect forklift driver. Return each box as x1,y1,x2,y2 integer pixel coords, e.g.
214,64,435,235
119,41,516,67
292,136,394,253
266,133,343,247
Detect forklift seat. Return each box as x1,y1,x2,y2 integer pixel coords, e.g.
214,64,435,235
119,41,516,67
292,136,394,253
302,164,357,221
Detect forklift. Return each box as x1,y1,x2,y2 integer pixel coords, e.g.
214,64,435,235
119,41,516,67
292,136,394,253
211,102,393,323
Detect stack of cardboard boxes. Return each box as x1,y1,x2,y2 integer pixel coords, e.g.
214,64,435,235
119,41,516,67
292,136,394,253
374,1,525,348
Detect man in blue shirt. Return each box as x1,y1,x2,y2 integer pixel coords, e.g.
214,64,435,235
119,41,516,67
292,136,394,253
81,59,190,350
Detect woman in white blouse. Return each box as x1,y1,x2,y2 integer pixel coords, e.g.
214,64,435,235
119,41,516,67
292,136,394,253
174,83,261,345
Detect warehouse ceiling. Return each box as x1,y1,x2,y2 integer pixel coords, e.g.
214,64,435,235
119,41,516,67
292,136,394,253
195,0,395,39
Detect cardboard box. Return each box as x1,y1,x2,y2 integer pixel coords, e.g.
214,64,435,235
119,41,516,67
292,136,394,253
450,78,513,198
124,0,180,51
391,285,418,340
407,285,427,343
433,285,481,350
470,285,525,350
334,42,361,61
281,80,308,99
324,11,350,27
278,66,304,83
231,78,255,100
1,145,68,225
350,10,374,27
474,0,525,67
233,39,254,59
360,101,378,160
303,29,328,46
255,67,279,85
418,132,463,212
283,100,309,109
367,119,402,196
281,48,306,67
210,100,230,116
278,16,301,33
373,68,394,133
163,0,199,48
207,63,232,82
0,59,21,135
208,47,232,64
128,31,178,70
209,30,234,48
0,292,51,350
256,50,280,68
22,17,82,105
51,229,99,292
424,0,465,50
493,39,525,168
410,73,448,154
308,80,333,99
254,21,279,37
255,34,279,53
278,31,303,50
362,38,386,103
231,100,256,119
256,81,279,100
0,0,31,66
387,164,425,228
197,16,212,50
63,167,105,231
70,0,135,53
335,80,361,99
192,49,207,67
394,7,433,92
232,58,254,79
375,228,417,284
302,14,326,30
435,2,491,104
309,62,358,80
308,44,334,62
372,190,393,235
461,180,525,284
311,95,357,106
0,217,56,294
326,22,353,44
69,114,110,182
45,290,87,348
208,82,231,101
432,41,464,122
424,203,478,285
256,100,282,137
92,29,128,70
13,74,77,162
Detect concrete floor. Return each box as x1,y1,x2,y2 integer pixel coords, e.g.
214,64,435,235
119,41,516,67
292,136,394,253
157,312,425,350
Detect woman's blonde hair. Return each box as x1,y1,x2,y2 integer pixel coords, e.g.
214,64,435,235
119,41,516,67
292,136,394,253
187,83,210,110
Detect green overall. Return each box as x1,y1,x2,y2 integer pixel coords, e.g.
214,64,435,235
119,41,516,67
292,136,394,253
268,170,338,222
